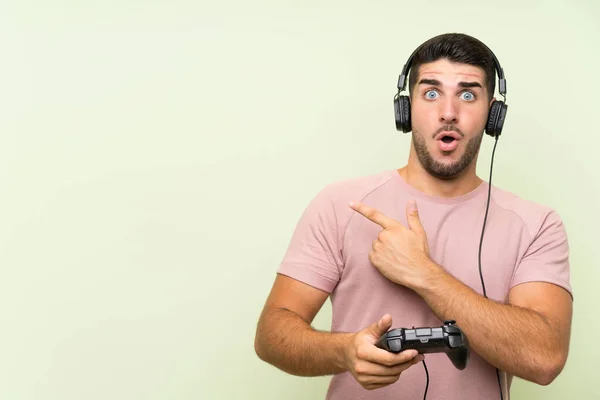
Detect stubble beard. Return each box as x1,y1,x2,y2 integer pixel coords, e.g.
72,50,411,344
412,130,484,180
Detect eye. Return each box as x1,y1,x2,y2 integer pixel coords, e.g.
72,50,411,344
460,91,475,101
425,90,439,100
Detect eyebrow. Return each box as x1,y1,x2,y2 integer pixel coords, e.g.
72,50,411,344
418,79,483,89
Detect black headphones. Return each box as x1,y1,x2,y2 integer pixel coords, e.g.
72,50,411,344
393,43,508,138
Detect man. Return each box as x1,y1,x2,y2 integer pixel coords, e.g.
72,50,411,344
254,33,573,400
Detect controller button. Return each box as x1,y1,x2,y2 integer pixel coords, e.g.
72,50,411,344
444,320,456,325
416,328,431,337
445,326,460,334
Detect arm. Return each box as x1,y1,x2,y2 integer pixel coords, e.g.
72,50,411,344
254,273,423,389
412,263,572,385
256,188,423,387
254,273,351,376
254,186,355,377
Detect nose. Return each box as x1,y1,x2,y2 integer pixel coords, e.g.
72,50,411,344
439,97,459,124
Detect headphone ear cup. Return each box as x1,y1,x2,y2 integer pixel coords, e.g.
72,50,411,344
394,95,411,133
486,101,508,137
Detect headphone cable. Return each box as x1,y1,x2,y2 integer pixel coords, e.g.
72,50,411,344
478,135,504,400
422,359,429,400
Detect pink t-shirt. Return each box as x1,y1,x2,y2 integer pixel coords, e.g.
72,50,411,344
277,169,572,400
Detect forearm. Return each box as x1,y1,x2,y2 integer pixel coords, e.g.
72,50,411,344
254,307,351,377
413,262,563,385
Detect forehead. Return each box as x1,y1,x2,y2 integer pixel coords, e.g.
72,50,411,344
416,59,486,84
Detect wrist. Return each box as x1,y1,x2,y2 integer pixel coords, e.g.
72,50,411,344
337,332,355,372
411,257,447,294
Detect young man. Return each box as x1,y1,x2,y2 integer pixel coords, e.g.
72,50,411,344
254,33,573,400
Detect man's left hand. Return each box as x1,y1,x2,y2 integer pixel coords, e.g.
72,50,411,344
349,200,436,288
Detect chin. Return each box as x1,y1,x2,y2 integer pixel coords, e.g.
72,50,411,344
432,149,463,163
421,151,473,180
426,164,471,180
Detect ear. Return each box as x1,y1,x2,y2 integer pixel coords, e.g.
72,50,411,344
489,96,497,107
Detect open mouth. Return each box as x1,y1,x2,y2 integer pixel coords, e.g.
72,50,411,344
437,133,460,152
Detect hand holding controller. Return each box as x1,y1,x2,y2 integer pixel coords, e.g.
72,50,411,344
375,320,470,370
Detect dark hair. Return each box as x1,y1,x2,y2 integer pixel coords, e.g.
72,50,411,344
408,33,497,101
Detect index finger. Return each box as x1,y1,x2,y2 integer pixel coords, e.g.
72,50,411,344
349,201,397,229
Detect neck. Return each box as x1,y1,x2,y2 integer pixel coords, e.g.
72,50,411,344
398,150,483,198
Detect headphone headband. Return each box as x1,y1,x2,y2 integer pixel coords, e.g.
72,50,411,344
396,42,506,98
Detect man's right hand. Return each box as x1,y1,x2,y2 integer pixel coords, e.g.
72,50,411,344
344,314,424,390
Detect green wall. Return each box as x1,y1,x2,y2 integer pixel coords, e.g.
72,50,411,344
1,0,597,399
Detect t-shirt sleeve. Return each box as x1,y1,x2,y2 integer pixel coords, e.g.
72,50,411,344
510,210,573,299
276,186,344,293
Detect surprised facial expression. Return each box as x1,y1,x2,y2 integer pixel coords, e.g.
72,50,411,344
410,58,494,179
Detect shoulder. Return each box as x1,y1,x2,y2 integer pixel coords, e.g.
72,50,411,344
302,169,398,230
313,170,398,218
491,186,573,298
321,169,398,203
490,185,567,241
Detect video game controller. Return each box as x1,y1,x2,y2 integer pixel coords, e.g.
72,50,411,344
375,320,470,370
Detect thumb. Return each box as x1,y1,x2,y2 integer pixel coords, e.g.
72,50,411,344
367,314,393,338
406,200,425,234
